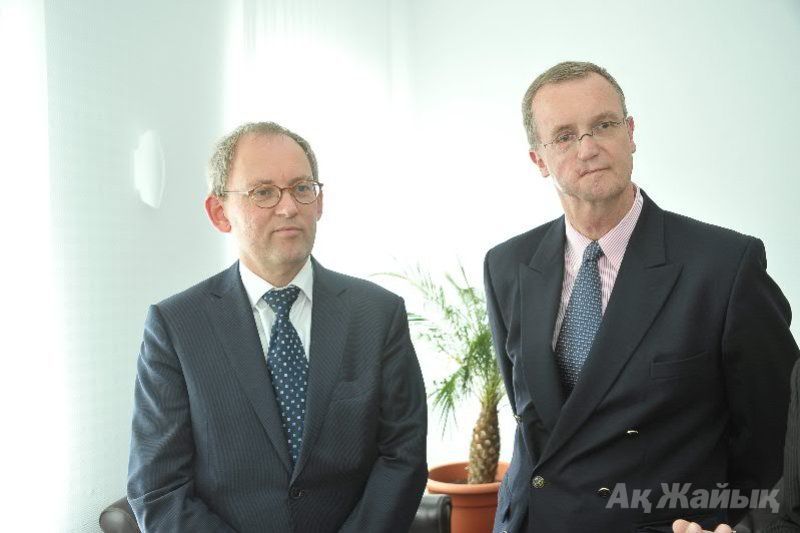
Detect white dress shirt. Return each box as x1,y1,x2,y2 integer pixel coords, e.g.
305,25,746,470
239,257,314,360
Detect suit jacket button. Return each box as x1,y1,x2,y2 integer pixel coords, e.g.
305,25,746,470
290,487,305,500
513,414,522,423
626,429,639,437
597,487,611,498
531,476,546,489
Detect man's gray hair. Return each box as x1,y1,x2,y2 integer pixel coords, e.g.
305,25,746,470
521,61,628,149
207,121,319,197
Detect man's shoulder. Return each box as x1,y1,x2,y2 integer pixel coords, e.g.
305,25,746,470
661,208,757,258
154,265,235,311
317,263,402,305
485,216,563,264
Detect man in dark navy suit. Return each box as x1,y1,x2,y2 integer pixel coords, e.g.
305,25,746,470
674,361,800,532
484,61,798,532
127,121,427,532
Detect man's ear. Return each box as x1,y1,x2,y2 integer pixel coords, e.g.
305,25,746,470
529,149,550,177
315,190,323,221
205,195,232,233
627,115,636,154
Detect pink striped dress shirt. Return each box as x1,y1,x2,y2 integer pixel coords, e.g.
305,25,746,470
551,185,644,349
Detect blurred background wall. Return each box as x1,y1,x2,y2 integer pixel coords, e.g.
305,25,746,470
0,0,797,530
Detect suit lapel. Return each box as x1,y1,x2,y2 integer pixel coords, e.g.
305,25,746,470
291,258,350,482
518,218,567,434
537,192,682,466
206,262,293,474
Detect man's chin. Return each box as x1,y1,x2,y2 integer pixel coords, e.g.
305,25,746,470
579,178,630,203
268,248,312,268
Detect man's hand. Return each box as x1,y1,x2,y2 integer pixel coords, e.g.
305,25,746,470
672,519,733,533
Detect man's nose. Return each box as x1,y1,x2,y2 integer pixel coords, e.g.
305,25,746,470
576,132,601,160
274,190,299,217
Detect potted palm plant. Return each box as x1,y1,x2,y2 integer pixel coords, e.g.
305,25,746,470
387,264,507,533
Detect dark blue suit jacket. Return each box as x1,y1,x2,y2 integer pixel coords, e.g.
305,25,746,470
766,361,800,532
484,192,798,533
127,258,427,532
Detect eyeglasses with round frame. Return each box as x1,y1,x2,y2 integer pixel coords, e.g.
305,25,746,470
542,117,628,154
222,180,323,208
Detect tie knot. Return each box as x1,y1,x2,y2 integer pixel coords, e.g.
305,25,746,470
582,241,603,263
263,286,300,317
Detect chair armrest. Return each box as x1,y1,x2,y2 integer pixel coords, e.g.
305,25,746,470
410,493,451,533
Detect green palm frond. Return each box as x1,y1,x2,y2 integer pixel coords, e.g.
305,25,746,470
382,263,505,433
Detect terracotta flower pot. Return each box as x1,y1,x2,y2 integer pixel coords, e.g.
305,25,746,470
427,461,509,533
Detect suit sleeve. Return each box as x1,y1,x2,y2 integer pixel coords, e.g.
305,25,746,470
765,362,800,532
484,250,517,416
484,249,521,533
338,299,428,533
127,305,236,533
722,238,799,514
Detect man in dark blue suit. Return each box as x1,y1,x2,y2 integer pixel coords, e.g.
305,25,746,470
484,61,798,532
127,122,427,532
674,361,800,532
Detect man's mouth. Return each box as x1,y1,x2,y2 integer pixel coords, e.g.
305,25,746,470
273,226,302,235
580,167,605,177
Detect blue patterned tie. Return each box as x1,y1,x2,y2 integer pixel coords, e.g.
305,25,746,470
263,286,308,465
555,241,604,392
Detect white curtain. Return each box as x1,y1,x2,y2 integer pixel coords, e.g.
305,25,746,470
0,0,67,530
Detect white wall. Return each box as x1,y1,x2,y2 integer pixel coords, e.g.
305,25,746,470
41,1,229,530
0,0,64,530
2,1,798,530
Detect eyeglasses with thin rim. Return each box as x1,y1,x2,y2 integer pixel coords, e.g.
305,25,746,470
542,118,628,154
222,180,323,208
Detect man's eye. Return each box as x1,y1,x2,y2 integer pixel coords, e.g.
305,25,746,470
593,120,619,131
253,187,277,198
555,133,574,144
294,183,311,193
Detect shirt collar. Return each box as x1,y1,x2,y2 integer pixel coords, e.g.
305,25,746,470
563,183,643,270
239,257,314,309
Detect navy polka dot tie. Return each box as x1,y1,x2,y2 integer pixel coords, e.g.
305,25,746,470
263,286,308,465
555,241,604,393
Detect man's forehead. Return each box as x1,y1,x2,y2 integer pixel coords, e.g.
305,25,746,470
233,133,306,162
229,132,312,181
531,74,623,127
238,131,300,151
